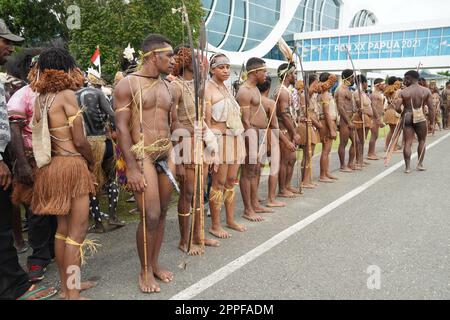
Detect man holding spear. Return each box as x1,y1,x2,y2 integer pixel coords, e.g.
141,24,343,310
395,70,434,173
114,34,177,293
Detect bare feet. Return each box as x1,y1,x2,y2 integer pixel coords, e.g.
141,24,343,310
416,164,427,171
139,270,160,293
266,200,286,207
202,238,220,247
367,154,379,160
209,227,232,239
301,182,317,189
242,211,265,222
278,190,296,198
287,186,302,194
153,266,173,283
178,241,188,253
340,167,353,173
319,177,334,183
226,221,247,232
187,244,203,256
326,173,338,180
253,205,275,213
59,281,98,299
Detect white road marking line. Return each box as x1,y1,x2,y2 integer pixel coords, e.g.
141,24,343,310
170,132,450,300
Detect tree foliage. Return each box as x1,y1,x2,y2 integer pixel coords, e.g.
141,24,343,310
0,0,69,45
67,0,203,82
0,0,204,82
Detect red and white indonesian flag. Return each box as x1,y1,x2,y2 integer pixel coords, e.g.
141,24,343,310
90,46,101,67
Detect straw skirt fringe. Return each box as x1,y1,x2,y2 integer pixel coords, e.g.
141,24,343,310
31,156,95,215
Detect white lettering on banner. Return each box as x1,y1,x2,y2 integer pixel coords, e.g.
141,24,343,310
331,39,422,55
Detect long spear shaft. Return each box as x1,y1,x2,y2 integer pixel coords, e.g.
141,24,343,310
345,46,365,168
294,46,311,185
181,1,201,253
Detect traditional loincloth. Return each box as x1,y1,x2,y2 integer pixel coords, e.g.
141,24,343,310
130,136,172,163
31,155,95,215
87,135,107,192
384,109,400,125
319,119,338,143
296,122,320,146
244,128,268,165
352,113,373,129
215,132,246,165
12,150,35,206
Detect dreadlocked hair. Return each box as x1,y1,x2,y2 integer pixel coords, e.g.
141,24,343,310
172,46,193,77
29,48,84,94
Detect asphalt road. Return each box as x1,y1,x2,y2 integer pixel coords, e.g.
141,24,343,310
22,130,450,300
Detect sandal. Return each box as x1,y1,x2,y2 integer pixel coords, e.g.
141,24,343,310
17,284,57,300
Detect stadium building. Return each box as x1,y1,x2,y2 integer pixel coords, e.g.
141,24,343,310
202,0,450,85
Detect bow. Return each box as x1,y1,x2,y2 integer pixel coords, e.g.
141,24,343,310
180,1,206,253
344,46,364,169
293,45,313,192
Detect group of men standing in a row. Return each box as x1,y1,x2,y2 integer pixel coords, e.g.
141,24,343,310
0,25,439,299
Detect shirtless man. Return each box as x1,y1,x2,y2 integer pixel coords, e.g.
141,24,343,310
441,81,450,129
236,57,273,222
298,74,322,188
335,69,356,172
383,76,402,152
115,34,176,293
429,82,441,134
352,74,373,169
274,63,301,197
367,78,386,160
317,72,338,182
170,45,219,255
205,53,247,239
257,76,287,208
395,70,434,173
29,48,96,300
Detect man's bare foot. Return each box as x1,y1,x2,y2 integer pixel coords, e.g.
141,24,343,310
404,168,412,174
287,186,302,194
327,173,338,180
188,244,203,256
266,200,286,207
226,222,247,232
278,190,296,198
59,281,98,299
319,177,334,183
253,205,275,213
242,211,265,222
416,164,427,171
301,182,317,189
153,266,173,283
202,238,220,247
209,227,232,239
178,241,188,253
340,167,353,173
139,270,160,293
367,155,379,160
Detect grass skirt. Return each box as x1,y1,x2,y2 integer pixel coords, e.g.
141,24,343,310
31,156,95,215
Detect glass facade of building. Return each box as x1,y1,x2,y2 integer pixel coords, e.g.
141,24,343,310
202,0,340,53
295,27,450,62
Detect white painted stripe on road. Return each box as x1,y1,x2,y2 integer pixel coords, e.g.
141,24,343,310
170,132,450,300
